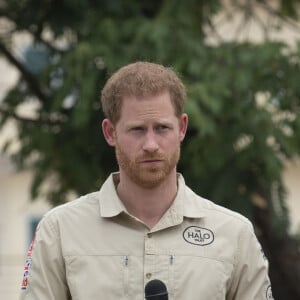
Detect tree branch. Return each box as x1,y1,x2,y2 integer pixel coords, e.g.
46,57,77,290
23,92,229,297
0,105,65,125
36,35,70,53
259,0,300,31
0,39,49,103
254,199,300,298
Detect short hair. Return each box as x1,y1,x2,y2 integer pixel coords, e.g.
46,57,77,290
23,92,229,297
101,61,186,124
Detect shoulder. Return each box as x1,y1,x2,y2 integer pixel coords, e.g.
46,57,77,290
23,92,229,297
203,197,252,227
184,185,253,232
180,175,252,230
41,191,101,226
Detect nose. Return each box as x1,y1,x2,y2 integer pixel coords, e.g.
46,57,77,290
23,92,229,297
142,130,159,153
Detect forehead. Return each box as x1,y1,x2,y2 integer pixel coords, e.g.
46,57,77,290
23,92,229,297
119,92,177,122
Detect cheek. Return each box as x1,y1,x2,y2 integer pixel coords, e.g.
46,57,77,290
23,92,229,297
161,134,181,148
117,136,140,154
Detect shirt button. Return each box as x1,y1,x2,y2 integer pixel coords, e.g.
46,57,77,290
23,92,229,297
146,273,152,279
147,233,152,238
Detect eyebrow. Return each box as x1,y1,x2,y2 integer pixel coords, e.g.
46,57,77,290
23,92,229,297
126,119,174,128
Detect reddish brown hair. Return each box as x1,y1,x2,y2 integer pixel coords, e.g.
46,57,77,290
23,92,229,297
101,61,186,124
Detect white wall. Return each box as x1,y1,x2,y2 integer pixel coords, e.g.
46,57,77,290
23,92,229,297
0,54,50,300
0,157,50,300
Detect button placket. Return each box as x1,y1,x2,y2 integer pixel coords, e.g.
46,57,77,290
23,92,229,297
144,232,155,282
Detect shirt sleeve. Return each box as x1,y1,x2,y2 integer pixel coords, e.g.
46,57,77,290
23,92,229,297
19,214,70,300
227,221,273,300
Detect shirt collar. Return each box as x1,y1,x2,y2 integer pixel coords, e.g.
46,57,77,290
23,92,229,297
151,174,205,232
98,172,206,223
99,173,127,217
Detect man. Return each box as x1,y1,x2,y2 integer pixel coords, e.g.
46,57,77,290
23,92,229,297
20,62,273,299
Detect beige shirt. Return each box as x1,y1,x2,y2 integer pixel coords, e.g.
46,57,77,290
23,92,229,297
20,173,273,300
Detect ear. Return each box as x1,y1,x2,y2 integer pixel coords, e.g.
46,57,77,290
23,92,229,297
102,119,116,146
179,113,188,142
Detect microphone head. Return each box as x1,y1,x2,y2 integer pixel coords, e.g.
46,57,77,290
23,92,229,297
145,279,168,300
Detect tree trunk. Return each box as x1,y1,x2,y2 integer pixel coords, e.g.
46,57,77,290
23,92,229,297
254,205,300,299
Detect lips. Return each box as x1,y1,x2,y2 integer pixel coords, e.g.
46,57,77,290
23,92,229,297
138,154,165,162
138,158,165,168
139,156,164,163
141,160,163,166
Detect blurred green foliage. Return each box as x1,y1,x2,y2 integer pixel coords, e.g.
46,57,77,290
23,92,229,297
0,3,300,214
181,42,300,230
1,0,299,224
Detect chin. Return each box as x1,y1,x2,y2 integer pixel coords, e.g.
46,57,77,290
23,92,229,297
133,171,171,189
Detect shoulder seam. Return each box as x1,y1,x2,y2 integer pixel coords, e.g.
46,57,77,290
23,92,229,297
200,198,251,226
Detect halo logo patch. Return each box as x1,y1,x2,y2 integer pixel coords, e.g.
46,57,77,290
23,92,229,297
183,226,214,246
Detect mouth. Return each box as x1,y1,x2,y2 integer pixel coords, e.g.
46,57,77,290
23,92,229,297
140,159,163,165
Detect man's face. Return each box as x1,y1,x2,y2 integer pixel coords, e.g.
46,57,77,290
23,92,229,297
104,92,187,188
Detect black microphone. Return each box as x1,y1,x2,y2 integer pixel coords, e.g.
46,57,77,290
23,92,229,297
145,279,168,300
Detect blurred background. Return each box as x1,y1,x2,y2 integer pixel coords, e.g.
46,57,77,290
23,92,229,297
1,0,300,299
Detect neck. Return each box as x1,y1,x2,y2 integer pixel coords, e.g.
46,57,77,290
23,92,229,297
116,171,178,229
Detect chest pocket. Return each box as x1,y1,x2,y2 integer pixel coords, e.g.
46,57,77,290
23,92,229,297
137,253,230,300
65,255,141,300
169,255,230,300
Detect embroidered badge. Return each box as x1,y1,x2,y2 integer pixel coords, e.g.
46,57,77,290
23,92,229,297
21,233,37,291
183,226,214,246
21,267,30,291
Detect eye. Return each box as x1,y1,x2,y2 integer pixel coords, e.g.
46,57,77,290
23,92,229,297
157,124,170,131
131,126,144,132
